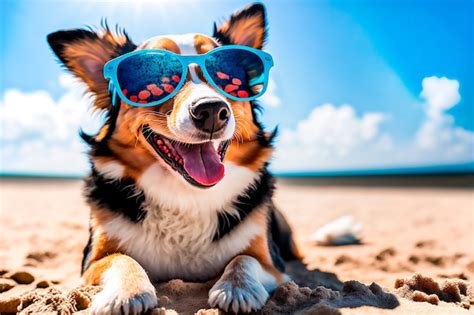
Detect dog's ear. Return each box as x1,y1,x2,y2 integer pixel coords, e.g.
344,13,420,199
47,25,136,109
213,3,267,49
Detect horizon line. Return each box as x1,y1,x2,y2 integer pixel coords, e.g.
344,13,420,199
1,162,472,179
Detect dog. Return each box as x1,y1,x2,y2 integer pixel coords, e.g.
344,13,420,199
47,3,298,314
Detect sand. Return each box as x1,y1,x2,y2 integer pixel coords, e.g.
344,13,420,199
0,177,473,314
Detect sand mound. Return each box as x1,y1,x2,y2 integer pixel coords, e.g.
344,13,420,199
262,280,398,314
0,286,102,314
0,279,17,293
395,273,472,309
8,271,35,285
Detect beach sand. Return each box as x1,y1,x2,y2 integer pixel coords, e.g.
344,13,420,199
0,177,473,314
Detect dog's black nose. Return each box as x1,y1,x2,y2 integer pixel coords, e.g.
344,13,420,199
189,99,230,133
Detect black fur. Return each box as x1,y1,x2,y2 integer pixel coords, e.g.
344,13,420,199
84,167,147,223
47,29,99,64
269,205,298,261
81,225,93,274
213,167,274,241
267,223,286,272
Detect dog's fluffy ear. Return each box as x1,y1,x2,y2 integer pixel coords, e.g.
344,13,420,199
213,3,267,49
47,25,136,109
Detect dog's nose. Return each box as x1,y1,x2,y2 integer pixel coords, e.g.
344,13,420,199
189,99,230,133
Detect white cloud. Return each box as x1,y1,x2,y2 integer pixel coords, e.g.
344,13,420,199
281,104,387,153
260,78,281,107
414,76,473,162
0,74,103,175
420,76,460,118
273,76,474,171
273,104,392,171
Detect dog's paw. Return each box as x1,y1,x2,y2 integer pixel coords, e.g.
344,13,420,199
89,281,158,315
208,276,269,313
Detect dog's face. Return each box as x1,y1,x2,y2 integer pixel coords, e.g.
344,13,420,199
127,34,236,187
48,3,273,188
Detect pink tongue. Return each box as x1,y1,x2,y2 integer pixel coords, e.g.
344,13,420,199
174,142,225,186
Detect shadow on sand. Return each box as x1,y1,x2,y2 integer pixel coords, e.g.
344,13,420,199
262,260,400,314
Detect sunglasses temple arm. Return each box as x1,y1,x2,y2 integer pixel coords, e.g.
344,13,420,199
108,81,120,107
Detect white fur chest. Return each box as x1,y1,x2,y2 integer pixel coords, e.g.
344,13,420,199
100,162,264,281
102,204,261,281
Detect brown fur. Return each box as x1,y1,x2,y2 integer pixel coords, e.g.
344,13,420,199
83,253,150,295
217,17,265,48
226,139,273,172
141,37,182,54
83,230,121,274
194,34,219,54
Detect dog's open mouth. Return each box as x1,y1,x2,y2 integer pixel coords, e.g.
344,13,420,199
142,125,230,188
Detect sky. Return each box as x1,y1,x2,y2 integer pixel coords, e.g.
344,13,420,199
0,0,473,176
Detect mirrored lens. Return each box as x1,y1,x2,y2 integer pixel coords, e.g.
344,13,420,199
117,52,183,105
205,49,265,99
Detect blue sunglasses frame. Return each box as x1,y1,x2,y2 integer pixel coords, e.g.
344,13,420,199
104,45,274,107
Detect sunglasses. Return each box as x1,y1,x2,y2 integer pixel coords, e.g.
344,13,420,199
104,45,274,107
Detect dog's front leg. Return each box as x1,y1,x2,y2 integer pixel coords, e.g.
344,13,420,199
208,255,283,313
83,253,158,315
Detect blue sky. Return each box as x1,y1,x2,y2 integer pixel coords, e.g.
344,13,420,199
0,0,473,175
